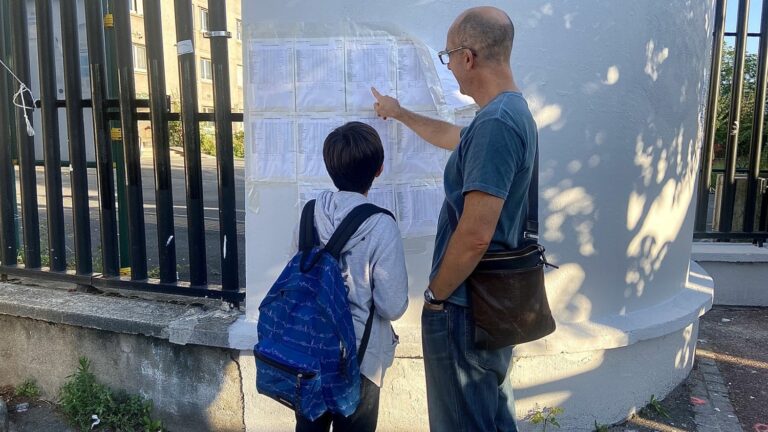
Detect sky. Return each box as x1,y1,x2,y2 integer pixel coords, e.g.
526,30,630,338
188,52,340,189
724,0,764,52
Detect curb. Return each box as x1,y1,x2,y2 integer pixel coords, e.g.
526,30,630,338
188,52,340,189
0,397,8,432
690,356,744,432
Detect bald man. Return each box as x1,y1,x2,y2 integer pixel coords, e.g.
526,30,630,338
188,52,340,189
372,7,536,431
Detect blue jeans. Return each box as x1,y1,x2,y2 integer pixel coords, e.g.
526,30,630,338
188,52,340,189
422,302,518,432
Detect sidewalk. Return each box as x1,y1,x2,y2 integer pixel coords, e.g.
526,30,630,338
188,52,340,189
1,305,765,431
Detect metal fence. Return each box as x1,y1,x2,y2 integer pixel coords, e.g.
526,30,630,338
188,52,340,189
0,0,244,304
695,0,768,245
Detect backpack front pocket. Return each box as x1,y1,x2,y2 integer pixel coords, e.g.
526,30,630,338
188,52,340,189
254,340,324,420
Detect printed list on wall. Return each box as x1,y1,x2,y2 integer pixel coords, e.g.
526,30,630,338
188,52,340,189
245,32,475,238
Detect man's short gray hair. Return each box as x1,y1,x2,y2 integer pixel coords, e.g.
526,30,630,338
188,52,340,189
455,10,514,64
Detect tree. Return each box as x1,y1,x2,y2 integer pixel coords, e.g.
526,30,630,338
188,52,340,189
715,45,766,166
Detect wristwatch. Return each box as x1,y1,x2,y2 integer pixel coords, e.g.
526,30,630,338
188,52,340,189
424,288,444,305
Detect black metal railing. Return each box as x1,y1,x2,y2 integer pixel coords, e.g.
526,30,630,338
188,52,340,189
0,0,244,304
695,0,768,246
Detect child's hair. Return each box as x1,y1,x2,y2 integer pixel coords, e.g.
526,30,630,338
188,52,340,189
323,121,384,194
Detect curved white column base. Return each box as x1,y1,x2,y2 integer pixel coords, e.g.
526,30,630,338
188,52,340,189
243,262,713,431
376,261,713,431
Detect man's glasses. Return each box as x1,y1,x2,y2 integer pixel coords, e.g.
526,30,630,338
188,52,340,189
437,46,475,65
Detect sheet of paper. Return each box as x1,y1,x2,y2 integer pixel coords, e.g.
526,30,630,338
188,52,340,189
295,38,346,112
297,116,343,179
397,40,435,111
395,183,445,237
298,184,333,211
248,116,296,181
247,40,295,112
367,184,396,214
393,118,449,178
346,38,396,111
427,47,476,111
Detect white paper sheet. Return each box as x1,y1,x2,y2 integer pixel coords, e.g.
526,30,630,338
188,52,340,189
346,38,396,111
298,184,332,211
248,40,295,112
295,38,346,112
397,40,435,111
427,47,476,111
393,120,449,178
395,182,445,237
367,184,396,214
297,116,343,179
248,116,296,181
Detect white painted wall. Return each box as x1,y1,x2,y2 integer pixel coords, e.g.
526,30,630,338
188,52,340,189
239,1,717,429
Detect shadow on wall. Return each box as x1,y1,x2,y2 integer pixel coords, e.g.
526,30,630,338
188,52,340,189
506,0,713,417
523,0,712,321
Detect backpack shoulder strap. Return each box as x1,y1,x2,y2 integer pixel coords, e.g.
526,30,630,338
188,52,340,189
299,200,318,253
324,203,394,261
323,203,395,366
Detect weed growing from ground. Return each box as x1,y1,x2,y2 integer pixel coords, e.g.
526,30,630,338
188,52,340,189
59,357,164,432
14,378,40,398
525,405,564,431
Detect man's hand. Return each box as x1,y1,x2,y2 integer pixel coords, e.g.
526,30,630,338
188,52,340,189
372,87,403,120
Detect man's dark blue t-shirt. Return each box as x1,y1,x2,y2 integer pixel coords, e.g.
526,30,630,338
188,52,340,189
430,91,538,306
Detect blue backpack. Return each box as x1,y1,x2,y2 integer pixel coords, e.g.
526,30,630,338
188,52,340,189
255,200,394,421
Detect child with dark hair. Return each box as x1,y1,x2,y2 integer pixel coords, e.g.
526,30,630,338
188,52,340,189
295,121,409,432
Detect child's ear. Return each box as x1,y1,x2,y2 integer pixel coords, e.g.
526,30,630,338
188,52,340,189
375,164,383,178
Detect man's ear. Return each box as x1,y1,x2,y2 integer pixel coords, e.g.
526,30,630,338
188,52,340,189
375,164,383,178
463,49,475,69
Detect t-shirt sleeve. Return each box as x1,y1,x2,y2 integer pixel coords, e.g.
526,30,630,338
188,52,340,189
461,118,524,199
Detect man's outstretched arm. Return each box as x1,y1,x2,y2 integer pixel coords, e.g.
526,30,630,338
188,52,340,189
372,87,462,151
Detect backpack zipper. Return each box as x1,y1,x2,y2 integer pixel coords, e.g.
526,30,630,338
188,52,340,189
255,351,317,380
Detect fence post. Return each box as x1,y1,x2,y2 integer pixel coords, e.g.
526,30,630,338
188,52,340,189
113,0,148,280
695,0,727,232
84,0,120,277
0,0,18,269
207,0,239,291
9,0,41,268
60,0,94,274
174,0,208,286
719,0,751,234
144,0,177,283
744,0,768,233
105,0,131,272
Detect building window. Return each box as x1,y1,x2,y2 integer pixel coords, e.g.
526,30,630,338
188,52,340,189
129,0,143,15
200,58,212,81
133,44,147,71
200,8,209,32
236,64,243,87
236,19,242,41
201,106,215,113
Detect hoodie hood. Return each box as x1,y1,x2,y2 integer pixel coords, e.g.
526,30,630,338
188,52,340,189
314,190,379,253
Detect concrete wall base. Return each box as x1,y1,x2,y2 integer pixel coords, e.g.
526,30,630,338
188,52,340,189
243,261,713,431
0,314,245,432
0,282,247,432
692,243,768,306
243,321,701,432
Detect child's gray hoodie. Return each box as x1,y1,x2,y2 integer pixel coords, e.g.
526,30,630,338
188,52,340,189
311,190,409,387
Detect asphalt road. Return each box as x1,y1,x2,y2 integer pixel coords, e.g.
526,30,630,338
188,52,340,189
14,147,246,288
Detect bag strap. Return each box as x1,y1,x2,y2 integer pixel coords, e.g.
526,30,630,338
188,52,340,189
525,143,539,240
322,203,395,367
447,134,539,241
299,200,318,253
324,204,394,260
